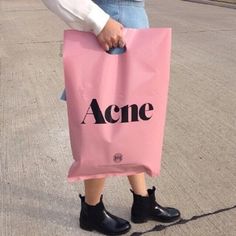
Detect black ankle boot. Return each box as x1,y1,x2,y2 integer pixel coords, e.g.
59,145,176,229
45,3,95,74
131,186,181,223
79,195,131,235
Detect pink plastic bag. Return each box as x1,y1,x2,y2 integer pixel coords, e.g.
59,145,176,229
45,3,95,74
63,29,172,181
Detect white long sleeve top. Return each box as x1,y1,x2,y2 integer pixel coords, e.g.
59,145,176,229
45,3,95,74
42,0,110,35
42,0,143,36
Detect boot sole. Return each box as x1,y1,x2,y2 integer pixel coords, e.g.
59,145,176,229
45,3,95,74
152,216,181,223
80,222,131,235
131,216,181,224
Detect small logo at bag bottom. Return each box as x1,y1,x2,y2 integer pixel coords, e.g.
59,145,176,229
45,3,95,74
113,153,123,163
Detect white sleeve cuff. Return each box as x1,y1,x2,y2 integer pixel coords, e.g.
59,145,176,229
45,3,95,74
86,5,110,35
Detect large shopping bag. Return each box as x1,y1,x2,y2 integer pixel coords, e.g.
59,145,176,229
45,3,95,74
63,29,172,181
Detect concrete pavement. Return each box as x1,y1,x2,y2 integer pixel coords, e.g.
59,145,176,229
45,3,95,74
1,0,236,235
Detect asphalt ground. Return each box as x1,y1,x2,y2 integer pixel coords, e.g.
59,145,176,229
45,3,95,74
1,0,236,235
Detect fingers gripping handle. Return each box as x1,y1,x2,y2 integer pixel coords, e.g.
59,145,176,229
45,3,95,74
106,28,128,55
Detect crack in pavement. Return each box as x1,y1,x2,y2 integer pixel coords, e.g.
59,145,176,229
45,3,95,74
130,204,236,236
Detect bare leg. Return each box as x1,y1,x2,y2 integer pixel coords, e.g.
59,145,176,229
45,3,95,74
128,173,148,196
84,178,105,205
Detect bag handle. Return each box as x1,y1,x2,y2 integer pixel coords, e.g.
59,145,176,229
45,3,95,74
106,28,129,55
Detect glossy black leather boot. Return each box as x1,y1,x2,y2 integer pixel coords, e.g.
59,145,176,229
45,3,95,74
79,195,131,235
131,186,181,223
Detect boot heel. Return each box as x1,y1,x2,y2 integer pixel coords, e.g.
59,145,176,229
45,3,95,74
131,216,148,224
80,220,93,232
